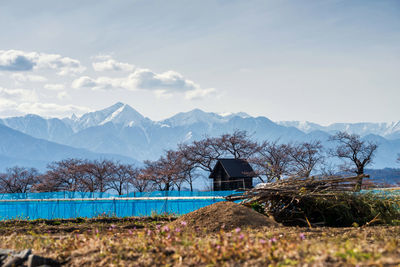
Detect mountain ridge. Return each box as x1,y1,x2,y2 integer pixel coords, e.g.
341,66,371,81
1,102,399,170
0,124,137,171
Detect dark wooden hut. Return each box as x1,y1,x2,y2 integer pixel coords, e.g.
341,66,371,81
209,158,255,191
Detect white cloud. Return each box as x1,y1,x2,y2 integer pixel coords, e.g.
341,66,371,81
0,50,86,75
72,67,215,99
0,98,18,112
122,69,198,92
16,102,91,117
71,76,123,90
44,83,65,91
93,58,134,72
0,87,38,102
185,87,216,100
11,73,47,82
57,91,69,100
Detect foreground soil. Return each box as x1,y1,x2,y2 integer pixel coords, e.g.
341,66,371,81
168,201,279,233
0,217,399,266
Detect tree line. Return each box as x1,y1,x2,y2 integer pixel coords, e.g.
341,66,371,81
0,130,392,194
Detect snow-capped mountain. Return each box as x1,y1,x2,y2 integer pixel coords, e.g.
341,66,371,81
65,102,150,131
1,102,399,171
278,121,400,140
160,109,250,127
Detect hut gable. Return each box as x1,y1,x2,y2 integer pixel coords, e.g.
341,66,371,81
209,159,254,178
209,159,255,191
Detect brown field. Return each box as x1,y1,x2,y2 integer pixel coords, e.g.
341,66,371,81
0,217,399,266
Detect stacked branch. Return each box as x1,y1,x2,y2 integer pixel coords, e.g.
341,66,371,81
226,175,400,227
226,175,369,202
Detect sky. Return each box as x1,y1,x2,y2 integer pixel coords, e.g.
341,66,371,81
0,0,399,124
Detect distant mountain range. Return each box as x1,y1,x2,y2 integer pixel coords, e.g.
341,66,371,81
0,124,136,170
0,102,399,175
278,121,400,140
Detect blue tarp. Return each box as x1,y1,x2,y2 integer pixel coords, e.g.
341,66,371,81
0,191,238,220
1,189,397,220
0,198,226,220
0,190,238,200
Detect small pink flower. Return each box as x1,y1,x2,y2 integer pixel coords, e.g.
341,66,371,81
95,229,99,234
239,234,244,240
180,221,187,227
216,245,221,249
156,224,161,230
269,237,277,243
175,227,181,233
259,239,266,244
299,233,305,240
147,229,152,236
235,227,241,233
162,226,170,232
110,224,116,229
128,230,133,235
167,234,171,239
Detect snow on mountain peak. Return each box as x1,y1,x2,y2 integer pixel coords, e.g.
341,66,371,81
219,111,251,119
160,109,227,127
73,102,145,130
100,104,145,126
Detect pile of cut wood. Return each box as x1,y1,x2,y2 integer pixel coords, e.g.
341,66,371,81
225,175,384,226
227,175,368,202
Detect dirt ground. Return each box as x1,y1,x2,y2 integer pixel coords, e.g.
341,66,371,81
168,201,279,233
0,216,399,266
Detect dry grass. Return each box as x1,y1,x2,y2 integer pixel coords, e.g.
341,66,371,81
0,218,399,266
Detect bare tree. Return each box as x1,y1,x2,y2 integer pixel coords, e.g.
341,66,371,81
141,151,180,191
250,141,293,182
217,130,260,159
181,163,199,192
78,160,98,193
85,159,115,193
109,164,137,195
130,170,153,193
319,163,339,177
0,166,39,193
163,150,187,191
329,131,378,175
179,130,260,175
35,159,86,192
289,141,324,178
178,137,222,172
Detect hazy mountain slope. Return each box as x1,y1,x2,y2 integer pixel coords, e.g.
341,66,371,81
0,114,74,144
66,122,151,160
0,124,136,171
361,134,400,169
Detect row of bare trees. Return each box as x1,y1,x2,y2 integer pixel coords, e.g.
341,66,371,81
0,160,150,195
0,130,387,194
140,130,381,188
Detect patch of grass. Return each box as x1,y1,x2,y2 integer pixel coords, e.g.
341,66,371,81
0,217,399,266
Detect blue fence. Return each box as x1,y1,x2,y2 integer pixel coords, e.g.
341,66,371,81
0,190,237,200
1,189,397,220
0,191,237,220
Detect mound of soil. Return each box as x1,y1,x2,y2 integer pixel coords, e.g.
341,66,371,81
169,201,278,233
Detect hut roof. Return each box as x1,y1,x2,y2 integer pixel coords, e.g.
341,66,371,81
209,158,255,178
